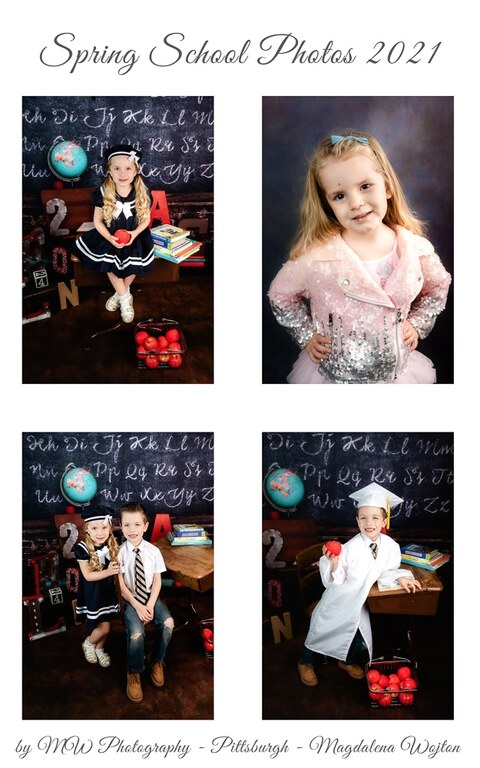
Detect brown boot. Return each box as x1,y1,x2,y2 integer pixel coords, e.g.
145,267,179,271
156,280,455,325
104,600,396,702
127,672,143,703
338,660,365,679
151,661,165,688
298,663,318,686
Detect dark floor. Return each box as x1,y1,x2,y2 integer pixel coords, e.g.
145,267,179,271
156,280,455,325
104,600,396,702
22,272,213,384
23,592,213,720
263,602,453,720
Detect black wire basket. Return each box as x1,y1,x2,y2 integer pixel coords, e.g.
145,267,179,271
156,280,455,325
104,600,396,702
134,318,186,369
365,655,419,707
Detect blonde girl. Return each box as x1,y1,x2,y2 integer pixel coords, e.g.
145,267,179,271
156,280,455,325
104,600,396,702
73,144,154,323
74,508,120,667
268,130,451,384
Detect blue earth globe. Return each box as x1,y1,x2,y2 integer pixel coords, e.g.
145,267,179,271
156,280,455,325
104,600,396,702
61,466,98,505
264,467,305,509
48,140,88,181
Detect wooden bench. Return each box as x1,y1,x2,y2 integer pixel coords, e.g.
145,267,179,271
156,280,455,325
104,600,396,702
40,188,179,288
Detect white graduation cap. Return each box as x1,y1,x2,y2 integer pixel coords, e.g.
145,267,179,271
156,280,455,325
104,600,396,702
349,482,403,529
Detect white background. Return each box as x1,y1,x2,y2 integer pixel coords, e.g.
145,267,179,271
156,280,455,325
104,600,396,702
4,0,475,765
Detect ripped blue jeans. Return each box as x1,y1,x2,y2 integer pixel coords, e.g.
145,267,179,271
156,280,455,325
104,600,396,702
123,598,174,673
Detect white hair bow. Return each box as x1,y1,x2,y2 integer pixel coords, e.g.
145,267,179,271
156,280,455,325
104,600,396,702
128,151,140,162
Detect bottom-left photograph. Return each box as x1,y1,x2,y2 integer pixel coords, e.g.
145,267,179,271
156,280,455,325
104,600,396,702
22,431,214,720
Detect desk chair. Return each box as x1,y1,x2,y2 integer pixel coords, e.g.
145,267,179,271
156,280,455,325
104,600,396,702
295,542,328,665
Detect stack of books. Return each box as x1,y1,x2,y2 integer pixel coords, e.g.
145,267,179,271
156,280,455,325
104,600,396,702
151,224,202,265
167,523,212,547
400,543,451,571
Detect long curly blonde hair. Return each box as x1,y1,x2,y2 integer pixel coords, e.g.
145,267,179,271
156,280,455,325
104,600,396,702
84,521,120,572
101,159,151,227
290,130,425,260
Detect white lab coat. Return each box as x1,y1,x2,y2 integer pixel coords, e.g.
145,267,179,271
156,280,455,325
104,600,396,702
304,533,413,661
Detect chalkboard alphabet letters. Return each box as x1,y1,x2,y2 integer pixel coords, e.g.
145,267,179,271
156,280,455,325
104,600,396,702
23,96,214,193
262,432,453,530
23,432,214,520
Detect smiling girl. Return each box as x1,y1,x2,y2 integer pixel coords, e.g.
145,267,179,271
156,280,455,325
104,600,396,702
72,144,154,323
74,508,120,667
268,131,451,383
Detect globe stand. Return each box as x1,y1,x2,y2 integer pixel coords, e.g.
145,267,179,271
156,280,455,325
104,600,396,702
263,464,305,519
60,464,98,507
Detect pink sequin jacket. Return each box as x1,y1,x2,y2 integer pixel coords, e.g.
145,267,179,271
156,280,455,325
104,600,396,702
268,226,451,383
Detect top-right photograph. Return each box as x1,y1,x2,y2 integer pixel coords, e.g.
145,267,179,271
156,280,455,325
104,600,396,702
263,96,453,384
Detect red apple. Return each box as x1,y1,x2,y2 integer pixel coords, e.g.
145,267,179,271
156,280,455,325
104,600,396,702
368,683,383,701
136,344,148,360
378,674,389,689
388,673,400,686
114,229,131,244
367,669,381,685
378,693,392,707
158,353,170,364
399,692,415,706
157,335,169,351
135,331,148,345
385,683,400,698
400,677,417,691
325,540,342,556
168,341,182,352
143,336,158,351
168,353,182,368
397,666,412,681
166,328,180,343
145,353,159,369
203,640,214,652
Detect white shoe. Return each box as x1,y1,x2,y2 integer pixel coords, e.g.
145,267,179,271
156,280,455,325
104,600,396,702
82,638,97,664
95,648,111,667
120,292,134,323
105,292,121,311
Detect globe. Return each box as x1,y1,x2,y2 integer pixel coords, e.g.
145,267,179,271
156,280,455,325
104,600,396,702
264,467,305,510
47,140,88,182
60,466,98,506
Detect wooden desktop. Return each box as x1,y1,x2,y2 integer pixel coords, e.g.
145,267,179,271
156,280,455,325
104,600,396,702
153,536,213,593
367,565,443,616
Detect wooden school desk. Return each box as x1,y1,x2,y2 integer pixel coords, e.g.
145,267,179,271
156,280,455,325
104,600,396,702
367,565,443,616
154,537,214,593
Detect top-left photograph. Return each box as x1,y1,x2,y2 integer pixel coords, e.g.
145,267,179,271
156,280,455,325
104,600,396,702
22,96,214,384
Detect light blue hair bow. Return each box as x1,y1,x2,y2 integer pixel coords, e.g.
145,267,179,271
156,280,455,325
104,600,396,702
330,134,369,145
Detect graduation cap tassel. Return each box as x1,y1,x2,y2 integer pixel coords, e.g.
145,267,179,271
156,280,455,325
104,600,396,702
386,496,391,530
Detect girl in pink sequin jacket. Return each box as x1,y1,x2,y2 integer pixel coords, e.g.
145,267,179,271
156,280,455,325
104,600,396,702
268,132,451,384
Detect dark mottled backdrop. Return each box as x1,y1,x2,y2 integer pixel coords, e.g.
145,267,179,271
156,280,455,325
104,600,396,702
262,96,453,384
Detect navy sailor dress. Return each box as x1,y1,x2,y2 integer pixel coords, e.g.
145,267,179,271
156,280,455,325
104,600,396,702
72,187,154,278
74,541,120,629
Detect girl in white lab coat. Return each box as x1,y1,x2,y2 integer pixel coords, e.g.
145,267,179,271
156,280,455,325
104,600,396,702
298,483,420,686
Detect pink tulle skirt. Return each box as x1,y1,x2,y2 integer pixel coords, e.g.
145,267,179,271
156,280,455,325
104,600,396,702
287,350,436,384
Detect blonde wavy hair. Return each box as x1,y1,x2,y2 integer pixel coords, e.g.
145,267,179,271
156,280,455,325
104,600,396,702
101,158,151,227
84,521,120,572
290,129,425,259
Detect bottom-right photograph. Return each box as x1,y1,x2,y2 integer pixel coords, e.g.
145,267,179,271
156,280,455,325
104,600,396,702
262,431,453,720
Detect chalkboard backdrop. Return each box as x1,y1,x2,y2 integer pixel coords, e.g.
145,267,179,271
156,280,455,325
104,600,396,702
22,96,214,192
23,432,214,520
263,432,453,531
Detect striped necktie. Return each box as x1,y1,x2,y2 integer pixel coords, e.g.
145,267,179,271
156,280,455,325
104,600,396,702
134,547,149,605
370,542,378,559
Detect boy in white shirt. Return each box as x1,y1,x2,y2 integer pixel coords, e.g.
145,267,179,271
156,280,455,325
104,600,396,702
118,502,174,703
298,482,420,686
